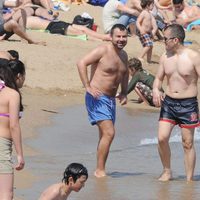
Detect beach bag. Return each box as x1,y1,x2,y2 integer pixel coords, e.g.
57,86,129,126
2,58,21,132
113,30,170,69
88,0,108,6
72,15,94,29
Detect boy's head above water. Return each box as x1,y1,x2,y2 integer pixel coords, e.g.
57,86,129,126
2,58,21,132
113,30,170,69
62,163,88,192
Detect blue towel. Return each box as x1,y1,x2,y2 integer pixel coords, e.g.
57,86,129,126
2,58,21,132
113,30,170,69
186,19,200,31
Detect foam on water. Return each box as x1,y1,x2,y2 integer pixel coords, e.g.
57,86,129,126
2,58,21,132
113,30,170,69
140,127,200,146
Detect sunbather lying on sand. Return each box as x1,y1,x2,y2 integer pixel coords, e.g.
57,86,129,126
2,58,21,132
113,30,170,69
26,16,112,41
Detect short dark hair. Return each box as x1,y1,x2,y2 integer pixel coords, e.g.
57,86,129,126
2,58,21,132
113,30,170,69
62,163,88,184
7,50,19,60
172,0,183,5
0,58,23,111
110,24,127,36
8,60,25,77
141,0,154,9
128,58,143,71
164,24,185,43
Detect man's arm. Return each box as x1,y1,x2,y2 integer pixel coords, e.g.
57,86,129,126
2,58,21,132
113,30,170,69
118,52,129,105
153,54,165,107
117,3,140,16
193,50,200,78
77,45,105,97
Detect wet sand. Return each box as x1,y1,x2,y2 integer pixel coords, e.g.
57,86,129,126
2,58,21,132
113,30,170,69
15,98,200,200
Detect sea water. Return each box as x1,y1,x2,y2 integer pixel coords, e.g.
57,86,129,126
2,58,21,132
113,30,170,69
17,105,200,200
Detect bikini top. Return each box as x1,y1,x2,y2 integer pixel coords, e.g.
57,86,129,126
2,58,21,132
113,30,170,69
0,80,22,118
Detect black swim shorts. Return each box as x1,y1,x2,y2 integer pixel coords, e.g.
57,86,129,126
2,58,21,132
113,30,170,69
46,21,71,35
159,95,200,128
0,23,14,39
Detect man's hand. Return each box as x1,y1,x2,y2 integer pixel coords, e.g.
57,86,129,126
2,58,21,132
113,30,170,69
116,93,127,105
86,86,102,98
153,89,164,107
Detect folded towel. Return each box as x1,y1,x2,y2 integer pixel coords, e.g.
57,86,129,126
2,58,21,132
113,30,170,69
186,19,200,31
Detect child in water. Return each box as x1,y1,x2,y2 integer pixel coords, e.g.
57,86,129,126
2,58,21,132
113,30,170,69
39,163,88,200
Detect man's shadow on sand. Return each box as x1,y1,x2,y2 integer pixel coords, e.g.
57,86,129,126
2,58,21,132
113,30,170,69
107,171,145,178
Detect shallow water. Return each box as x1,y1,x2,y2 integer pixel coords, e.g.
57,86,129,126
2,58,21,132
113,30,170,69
17,105,200,200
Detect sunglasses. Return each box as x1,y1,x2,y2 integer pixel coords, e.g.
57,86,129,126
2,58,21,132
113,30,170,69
163,37,176,42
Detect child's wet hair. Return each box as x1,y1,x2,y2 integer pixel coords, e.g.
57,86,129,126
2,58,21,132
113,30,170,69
62,163,88,184
128,58,143,71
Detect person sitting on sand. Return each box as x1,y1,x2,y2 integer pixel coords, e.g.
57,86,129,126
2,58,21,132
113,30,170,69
102,0,140,33
39,163,88,200
12,0,59,21
116,0,142,35
26,16,112,41
172,0,200,30
127,57,164,106
0,0,46,45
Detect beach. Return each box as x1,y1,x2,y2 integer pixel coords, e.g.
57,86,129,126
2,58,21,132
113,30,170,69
0,3,200,200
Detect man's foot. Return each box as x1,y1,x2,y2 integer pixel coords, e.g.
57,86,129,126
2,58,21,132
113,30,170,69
29,41,46,46
94,170,106,178
158,169,172,181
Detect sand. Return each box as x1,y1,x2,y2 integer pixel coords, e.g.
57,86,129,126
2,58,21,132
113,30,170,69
0,3,200,200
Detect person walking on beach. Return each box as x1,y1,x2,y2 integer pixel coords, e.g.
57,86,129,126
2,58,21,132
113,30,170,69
153,24,200,182
136,0,157,63
39,163,88,200
0,59,25,200
77,24,129,178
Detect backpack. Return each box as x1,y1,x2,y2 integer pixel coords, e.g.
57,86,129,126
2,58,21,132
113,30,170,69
88,0,108,6
72,15,94,29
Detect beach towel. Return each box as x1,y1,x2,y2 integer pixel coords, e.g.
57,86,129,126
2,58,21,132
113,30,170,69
186,19,200,31
27,29,88,41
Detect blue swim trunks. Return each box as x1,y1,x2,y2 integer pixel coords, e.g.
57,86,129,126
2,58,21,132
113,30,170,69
85,92,116,125
160,95,200,128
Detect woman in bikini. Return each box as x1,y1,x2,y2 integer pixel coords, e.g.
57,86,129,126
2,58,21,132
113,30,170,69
0,58,25,200
14,0,59,21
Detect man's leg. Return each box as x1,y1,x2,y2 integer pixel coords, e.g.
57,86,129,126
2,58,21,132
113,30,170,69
147,46,153,63
181,128,196,181
138,46,151,62
95,120,115,178
3,20,46,45
157,121,175,181
68,25,111,41
11,9,27,31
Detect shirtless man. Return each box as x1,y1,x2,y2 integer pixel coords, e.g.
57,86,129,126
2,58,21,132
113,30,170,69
153,24,200,182
77,24,129,178
173,0,200,30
